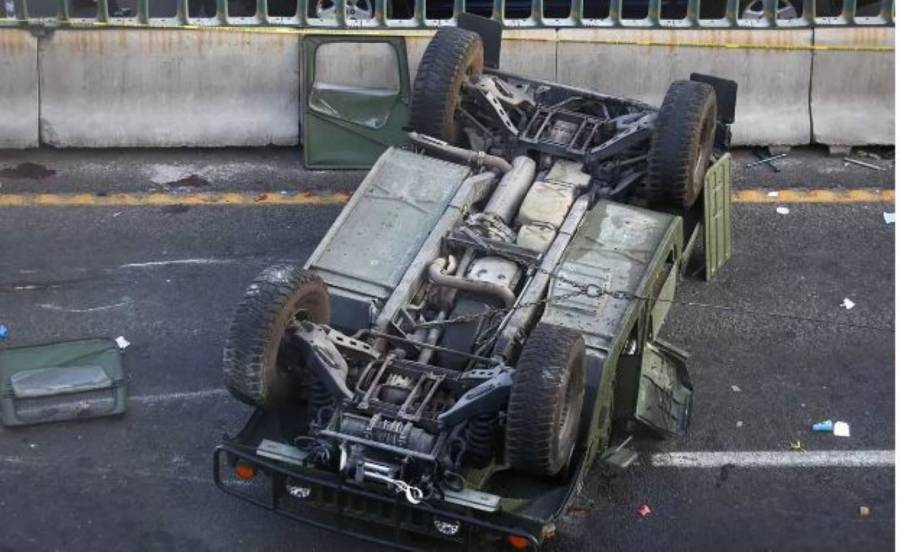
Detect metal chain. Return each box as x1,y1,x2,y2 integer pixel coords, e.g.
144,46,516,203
416,262,895,333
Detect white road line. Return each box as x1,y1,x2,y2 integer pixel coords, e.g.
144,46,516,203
128,388,230,404
118,258,234,269
650,450,895,468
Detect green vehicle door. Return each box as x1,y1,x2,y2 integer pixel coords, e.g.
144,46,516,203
302,35,411,169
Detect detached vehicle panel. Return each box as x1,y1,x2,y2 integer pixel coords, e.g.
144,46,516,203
216,20,735,550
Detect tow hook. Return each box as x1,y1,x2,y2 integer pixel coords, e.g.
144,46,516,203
361,462,424,504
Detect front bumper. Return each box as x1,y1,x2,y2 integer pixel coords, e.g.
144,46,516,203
213,444,542,551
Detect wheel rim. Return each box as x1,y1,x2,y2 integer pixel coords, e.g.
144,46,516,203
557,364,581,462
692,110,716,200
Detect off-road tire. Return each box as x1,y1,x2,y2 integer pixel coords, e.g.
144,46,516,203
645,80,717,208
223,264,330,408
409,27,484,144
507,324,586,478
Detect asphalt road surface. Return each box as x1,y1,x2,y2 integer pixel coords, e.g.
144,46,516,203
0,146,894,551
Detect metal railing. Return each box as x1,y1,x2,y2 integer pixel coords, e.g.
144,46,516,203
0,0,893,28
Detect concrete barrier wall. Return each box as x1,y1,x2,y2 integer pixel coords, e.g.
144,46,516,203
0,30,39,148
39,30,300,147
557,29,814,146
811,27,894,146
0,27,893,149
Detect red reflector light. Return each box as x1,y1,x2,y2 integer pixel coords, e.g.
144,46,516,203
234,462,256,481
507,535,530,550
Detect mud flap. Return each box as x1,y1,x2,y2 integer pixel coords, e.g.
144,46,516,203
634,338,692,436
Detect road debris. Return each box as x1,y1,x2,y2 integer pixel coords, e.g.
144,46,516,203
115,336,131,350
859,506,871,517
843,157,886,171
736,420,744,428
840,298,856,310
636,504,653,517
0,338,127,426
767,191,779,197
812,419,834,432
730,385,742,392
833,421,851,437
856,149,882,161
566,505,592,517
776,207,790,215
884,212,895,225
789,440,805,452
746,153,787,169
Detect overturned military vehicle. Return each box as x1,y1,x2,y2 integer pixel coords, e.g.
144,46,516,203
215,19,735,550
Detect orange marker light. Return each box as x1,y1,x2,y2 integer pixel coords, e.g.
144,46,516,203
507,535,530,550
234,462,256,481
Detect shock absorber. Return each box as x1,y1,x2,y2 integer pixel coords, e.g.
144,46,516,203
464,414,496,468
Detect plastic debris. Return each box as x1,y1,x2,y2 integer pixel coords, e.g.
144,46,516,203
859,506,871,517
636,504,652,517
746,154,787,168
767,191,779,197
840,298,856,310
812,419,834,432
884,212,895,224
736,420,744,428
789,440,805,451
833,421,851,437
730,385,742,393
776,207,790,215
0,324,7,341
114,336,131,350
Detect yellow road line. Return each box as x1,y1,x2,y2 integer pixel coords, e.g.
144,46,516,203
0,188,892,207
732,188,895,203
0,191,350,206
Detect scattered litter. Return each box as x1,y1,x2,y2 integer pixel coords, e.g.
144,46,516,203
746,153,787,169
884,212,895,224
636,504,652,517
28,443,37,449
114,336,131,350
840,298,856,310
843,157,886,171
112,212,122,218
730,385,741,393
812,419,834,432
833,421,851,437
0,324,7,341
776,207,790,215
767,191,779,197
736,420,744,428
859,506,871,517
789,440,805,451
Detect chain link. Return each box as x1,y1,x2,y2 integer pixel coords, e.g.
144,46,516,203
415,261,894,333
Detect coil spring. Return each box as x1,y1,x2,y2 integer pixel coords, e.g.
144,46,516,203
464,414,495,467
309,379,334,427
